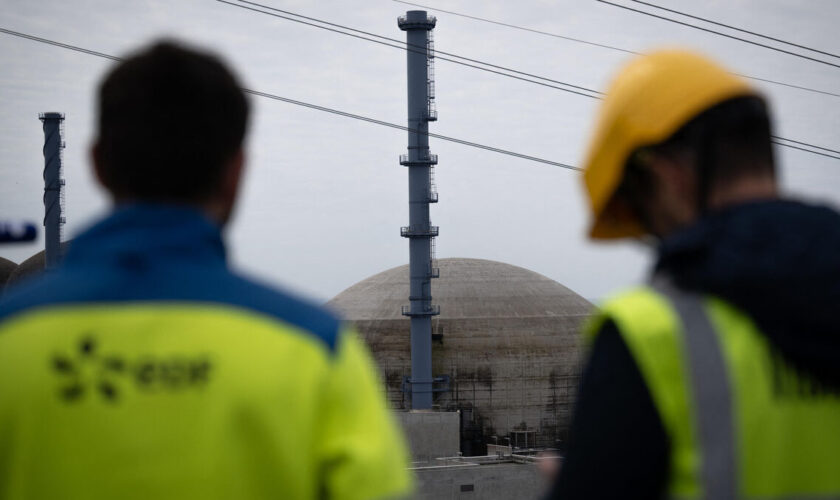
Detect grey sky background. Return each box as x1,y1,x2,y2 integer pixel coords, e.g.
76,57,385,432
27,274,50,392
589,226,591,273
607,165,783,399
1,0,838,304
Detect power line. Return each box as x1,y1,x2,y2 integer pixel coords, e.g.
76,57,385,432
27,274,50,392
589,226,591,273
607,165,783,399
772,135,840,156
737,75,840,99
239,0,603,96
596,0,840,70
772,142,840,161
243,89,581,169
391,0,638,55
230,0,840,105
221,2,840,160
1,27,837,162
0,27,120,61
0,26,579,171
632,0,840,60
222,0,601,99
391,0,840,98
237,0,840,101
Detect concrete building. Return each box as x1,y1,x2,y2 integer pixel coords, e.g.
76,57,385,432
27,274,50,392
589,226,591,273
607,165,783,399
413,460,546,500
328,258,590,453
0,257,17,292
4,241,71,290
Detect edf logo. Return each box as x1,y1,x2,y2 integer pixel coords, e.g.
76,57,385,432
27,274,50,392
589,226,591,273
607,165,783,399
51,335,213,403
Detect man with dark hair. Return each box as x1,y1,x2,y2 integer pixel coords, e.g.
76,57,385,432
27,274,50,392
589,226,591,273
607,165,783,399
0,41,412,499
94,41,249,207
549,50,840,498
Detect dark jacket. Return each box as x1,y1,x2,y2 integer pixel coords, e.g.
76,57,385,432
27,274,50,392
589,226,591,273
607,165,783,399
549,199,840,499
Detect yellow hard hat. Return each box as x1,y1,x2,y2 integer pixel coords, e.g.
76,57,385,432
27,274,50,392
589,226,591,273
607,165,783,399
582,49,758,239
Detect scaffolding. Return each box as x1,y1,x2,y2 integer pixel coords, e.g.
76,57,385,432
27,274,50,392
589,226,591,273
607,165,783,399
426,31,438,121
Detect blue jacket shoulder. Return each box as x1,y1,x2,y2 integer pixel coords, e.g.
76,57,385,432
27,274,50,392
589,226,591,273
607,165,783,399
0,267,342,352
216,271,342,352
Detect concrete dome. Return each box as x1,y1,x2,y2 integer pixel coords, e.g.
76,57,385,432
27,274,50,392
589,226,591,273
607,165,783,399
328,258,591,452
0,257,17,291
5,241,71,290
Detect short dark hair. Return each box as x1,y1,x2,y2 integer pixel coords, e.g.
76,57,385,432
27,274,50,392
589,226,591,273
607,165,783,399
655,95,774,183
617,95,775,226
96,40,249,202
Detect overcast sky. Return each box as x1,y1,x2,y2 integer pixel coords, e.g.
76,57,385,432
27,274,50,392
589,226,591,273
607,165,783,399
1,0,838,303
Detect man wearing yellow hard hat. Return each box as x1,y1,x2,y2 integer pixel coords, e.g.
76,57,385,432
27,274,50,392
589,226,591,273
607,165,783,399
548,50,840,499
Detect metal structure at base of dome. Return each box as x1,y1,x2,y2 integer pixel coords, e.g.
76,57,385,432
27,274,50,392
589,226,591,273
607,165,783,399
398,10,440,410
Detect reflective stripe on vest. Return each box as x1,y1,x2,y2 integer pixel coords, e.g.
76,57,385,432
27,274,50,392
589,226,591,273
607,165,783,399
653,277,737,500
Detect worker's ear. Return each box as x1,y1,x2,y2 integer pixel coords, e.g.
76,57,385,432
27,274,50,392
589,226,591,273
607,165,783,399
643,152,699,233
646,152,697,205
215,148,245,225
91,141,112,193
223,148,245,200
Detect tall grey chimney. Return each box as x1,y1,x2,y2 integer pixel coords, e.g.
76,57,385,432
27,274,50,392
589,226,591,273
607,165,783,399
39,112,65,269
398,11,439,410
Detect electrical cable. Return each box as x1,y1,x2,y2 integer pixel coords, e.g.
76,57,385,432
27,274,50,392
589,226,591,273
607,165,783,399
771,135,840,156
0,27,121,61
222,3,840,160
596,0,840,70
221,0,601,99
252,78,839,161
771,142,840,161
238,0,604,96
243,88,581,169
632,0,840,60
229,0,840,106
235,0,840,100
391,0,840,98
392,0,639,54
736,75,840,99
0,26,580,170
0,27,836,162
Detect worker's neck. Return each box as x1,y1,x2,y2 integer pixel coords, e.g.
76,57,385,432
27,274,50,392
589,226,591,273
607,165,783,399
111,196,229,226
707,174,778,211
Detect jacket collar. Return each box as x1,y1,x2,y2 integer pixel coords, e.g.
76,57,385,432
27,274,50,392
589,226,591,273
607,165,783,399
65,203,227,269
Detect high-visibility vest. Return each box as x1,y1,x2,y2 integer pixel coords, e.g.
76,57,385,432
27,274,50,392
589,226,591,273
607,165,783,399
589,280,840,499
0,205,413,500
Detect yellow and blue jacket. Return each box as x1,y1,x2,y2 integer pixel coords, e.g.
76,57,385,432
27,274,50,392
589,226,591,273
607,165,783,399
0,204,412,500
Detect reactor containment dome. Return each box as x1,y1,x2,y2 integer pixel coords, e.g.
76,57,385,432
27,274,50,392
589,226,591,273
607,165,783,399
328,258,590,453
